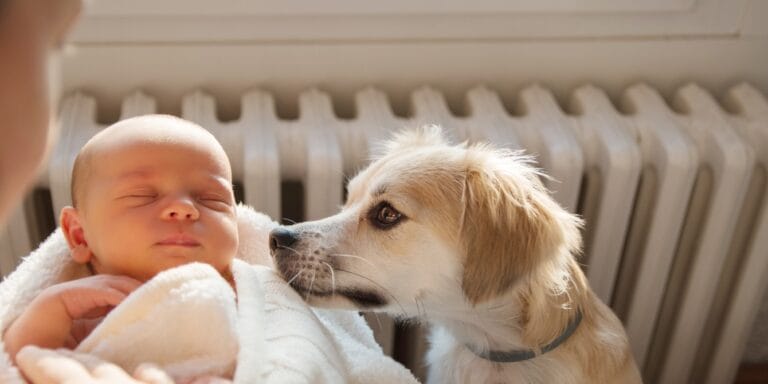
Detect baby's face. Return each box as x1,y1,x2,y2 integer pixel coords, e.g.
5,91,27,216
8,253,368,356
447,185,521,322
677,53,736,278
76,129,238,282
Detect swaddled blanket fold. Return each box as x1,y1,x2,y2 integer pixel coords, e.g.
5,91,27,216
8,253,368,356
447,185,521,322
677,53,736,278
0,204,419,384
75,262,239,382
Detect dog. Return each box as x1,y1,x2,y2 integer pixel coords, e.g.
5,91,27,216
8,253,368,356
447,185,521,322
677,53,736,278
269,126,642,384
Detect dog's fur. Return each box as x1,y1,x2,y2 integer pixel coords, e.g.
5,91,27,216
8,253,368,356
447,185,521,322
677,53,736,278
270,126,642,383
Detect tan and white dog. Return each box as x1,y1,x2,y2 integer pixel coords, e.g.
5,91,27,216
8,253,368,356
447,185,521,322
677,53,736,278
269,127,642,384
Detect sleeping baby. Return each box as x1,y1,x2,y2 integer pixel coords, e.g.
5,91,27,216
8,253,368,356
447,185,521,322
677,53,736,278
0,114,423,384
2,114,242,382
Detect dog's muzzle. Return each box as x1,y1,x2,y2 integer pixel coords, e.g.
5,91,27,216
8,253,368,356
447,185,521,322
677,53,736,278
268,226,388,309
269,227,299,252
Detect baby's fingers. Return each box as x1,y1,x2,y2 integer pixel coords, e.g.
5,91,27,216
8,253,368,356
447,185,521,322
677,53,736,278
56,349,173,384
133,363,175,384
57,275,143,319
61,287,128,319
16,345,99,383
16,346,159,384
95,275,143,295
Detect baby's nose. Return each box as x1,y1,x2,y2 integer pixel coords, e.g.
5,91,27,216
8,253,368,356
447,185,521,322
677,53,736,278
161,198,200,221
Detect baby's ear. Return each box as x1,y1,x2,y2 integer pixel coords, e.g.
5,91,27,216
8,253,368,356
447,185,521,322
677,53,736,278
60,207,92,264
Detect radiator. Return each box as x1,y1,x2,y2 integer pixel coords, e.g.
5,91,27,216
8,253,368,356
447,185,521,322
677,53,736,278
1,83,766,384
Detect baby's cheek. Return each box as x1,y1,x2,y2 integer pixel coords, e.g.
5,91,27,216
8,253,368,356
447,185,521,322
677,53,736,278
215,216,239,247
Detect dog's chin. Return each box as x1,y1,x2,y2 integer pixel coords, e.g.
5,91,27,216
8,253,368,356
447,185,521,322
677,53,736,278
302,294,362,309
288,281,387,309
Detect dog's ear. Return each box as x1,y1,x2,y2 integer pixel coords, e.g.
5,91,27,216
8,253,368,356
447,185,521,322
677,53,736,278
460,149,582,305
372,125,448,159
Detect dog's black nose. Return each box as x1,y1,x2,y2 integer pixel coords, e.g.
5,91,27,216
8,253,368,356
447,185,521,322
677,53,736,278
269,227,298,252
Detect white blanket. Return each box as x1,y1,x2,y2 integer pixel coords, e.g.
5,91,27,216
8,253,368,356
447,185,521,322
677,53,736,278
0,204,419,384
76,262,241,382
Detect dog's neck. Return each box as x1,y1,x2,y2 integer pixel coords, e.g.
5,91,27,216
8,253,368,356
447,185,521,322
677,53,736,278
431,293,530,352
425,257,589,357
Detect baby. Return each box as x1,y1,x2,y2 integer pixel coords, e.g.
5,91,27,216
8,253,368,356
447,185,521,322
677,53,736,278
2,115,239,370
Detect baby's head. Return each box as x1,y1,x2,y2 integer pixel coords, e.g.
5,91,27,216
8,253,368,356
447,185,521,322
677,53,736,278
60,115,238,282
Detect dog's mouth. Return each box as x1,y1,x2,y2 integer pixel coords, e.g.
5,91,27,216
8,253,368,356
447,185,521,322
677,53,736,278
271,240,388,309
287,280,387,308
336,289,387,308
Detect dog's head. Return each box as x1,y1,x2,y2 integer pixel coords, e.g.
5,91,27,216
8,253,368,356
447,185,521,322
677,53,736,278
269,126,582,315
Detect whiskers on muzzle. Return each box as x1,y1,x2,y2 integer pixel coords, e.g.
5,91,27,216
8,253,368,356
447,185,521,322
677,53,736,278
271,244,404,312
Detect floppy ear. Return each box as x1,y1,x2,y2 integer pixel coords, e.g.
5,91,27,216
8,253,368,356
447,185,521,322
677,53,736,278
372,125,448,159
460,151,578,305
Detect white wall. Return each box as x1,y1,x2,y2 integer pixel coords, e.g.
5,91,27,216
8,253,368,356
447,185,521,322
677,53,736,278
60,0,767,122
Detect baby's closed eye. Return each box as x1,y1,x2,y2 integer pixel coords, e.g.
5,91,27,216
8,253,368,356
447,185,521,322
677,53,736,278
118,191,158,206
197,193,233,210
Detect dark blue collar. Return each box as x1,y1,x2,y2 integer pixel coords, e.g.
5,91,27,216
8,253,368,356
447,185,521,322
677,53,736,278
468,309,583,363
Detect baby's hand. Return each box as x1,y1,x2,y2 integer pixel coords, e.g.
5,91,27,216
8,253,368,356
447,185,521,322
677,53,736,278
48,275,142,322
3,275,141,362
17,346,175,384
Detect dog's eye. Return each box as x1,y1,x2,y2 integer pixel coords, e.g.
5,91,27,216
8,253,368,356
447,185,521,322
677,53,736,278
371,203,403,229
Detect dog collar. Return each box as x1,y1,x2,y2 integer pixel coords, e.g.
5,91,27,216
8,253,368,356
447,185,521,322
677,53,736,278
468,309,583,363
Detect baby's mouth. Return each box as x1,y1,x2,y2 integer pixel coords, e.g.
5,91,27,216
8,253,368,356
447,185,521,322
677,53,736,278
156,234,201,247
